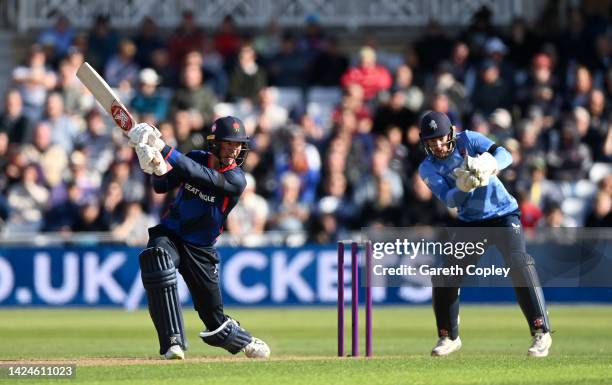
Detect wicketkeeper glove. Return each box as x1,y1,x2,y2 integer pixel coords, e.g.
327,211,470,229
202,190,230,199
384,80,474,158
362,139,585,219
465,152,498,186
453,167,481,192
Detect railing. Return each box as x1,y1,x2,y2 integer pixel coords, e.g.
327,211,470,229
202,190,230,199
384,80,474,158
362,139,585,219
0,0,17,29
13,0,523,32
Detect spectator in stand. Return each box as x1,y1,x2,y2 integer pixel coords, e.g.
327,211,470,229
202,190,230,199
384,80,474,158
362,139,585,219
43,181,82,232
132,17,164,69
104,39,139,87
308,36,348,87
471,59,513,117
584,191,612,227
566,65,594,110
430,91,462,131
75,108,115,176
401,172,450,226
111,201,155,245
72,198,109,232
516,53,561,120
393,64,424,113
546,120,592,181
353,150,403,213
585,89,609,161
540,202,573,227
37,14,75,64
243,87,288,133
86,15,119,72
226,173,269,242
268,172,309,232
448,41,473,91
483,36,514,86
167,10,205,68
341,46,392,102
21,121,68,190
267,32,309,88
150,48,179,88
432,63,467,116
42,92,79,154
253,20,283,63
6,163,49,233
57,56,95,117
102,158,144,204
99,180,125,229
228,45,267,103
276,128,321,205
0,89,31,145
316,171,357,232
372,86,415,135
506,18,540,72
518,158,563,211
214,15,241,68
130,68,169,123
172,109,205,154
414,20,454,76
12,45,57,121
171,64,217,127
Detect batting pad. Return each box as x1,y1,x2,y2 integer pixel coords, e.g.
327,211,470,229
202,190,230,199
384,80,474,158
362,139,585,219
140,247,187,354
200,318,252,354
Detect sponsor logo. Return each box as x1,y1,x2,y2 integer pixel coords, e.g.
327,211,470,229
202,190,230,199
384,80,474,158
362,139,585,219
184,183,216,203
110,102,132,131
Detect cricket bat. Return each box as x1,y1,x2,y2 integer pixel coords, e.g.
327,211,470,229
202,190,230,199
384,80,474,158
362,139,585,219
76,62,160,166
76,61,136,133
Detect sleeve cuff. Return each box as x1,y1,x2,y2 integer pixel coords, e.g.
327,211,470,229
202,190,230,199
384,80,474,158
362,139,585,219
161,145,173,158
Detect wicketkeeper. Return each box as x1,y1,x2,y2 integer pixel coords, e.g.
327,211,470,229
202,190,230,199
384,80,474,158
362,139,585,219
418,111,552,357
128,116,270,359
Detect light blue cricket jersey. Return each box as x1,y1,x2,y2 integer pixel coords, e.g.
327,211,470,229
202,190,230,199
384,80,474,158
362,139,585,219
418,130,518,222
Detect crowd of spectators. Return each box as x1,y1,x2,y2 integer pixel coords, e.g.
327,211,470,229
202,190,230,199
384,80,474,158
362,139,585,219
0,5,610,245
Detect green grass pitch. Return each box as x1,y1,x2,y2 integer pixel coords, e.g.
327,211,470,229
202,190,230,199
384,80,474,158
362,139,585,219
0,305,611,384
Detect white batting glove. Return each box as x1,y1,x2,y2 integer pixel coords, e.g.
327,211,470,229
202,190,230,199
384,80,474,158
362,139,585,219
453,167,481,192
128,122,165,150
135,143,156,174
151,151,168,176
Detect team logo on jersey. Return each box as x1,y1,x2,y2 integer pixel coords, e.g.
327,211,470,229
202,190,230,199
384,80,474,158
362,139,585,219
429,120,438,129
512,222,521,234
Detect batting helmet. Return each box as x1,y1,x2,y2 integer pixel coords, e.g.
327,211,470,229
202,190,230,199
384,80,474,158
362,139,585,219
419,111,456,159
206,116,250,166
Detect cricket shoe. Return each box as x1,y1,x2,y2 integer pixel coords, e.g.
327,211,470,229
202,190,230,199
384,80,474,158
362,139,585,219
242,337,271,359
431,336,462,356
164,345,185,360
528,332,552,357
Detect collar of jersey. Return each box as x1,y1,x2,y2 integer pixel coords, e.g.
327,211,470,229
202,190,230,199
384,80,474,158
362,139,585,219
208,153,237,173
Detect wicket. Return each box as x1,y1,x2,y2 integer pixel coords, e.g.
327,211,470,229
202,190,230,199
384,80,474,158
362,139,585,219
337,240,373,357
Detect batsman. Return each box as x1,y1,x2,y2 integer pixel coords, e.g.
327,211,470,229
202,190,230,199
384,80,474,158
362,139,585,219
418,111,552,357
128,116,270,359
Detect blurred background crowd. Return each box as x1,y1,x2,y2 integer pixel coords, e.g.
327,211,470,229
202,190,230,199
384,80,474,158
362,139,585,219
0,2,610,245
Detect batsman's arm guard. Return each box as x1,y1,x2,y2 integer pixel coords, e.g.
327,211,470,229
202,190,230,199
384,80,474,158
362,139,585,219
199,318,252,354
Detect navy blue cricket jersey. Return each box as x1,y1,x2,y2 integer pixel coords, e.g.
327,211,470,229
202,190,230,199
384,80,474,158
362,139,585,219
153,146,246,246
